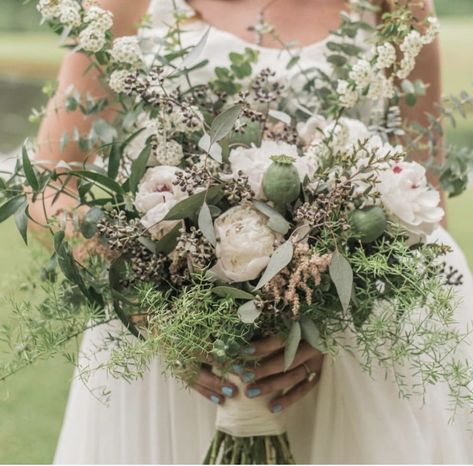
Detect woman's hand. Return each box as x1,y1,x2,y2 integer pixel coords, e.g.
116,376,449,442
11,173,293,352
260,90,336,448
236,336,323,413
190,364,240,405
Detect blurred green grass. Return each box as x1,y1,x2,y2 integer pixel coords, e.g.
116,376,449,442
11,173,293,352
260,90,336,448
0,11,472,466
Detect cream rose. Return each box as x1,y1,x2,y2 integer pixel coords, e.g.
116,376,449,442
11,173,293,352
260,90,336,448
229,140,314,200
134,166,187,239
377,161,444,237
214,204,280,282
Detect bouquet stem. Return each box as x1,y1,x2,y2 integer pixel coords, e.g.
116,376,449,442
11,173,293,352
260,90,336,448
203,431,295,464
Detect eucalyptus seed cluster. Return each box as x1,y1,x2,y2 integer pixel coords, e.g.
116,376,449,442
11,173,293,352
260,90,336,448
173,165,212,195
264,122,298,144
170,226,214,284
236,91,265,123
124,66,166,106
97,210,168,284
223,170,255,204
442,262,464,287
251,68,285,104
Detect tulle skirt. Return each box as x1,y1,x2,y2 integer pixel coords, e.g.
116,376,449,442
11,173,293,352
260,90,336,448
54,227,473,464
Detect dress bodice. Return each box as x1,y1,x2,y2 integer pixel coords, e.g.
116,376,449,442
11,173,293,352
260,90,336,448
142,0,375,91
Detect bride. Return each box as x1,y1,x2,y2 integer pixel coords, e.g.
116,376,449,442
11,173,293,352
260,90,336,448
32,0,473,463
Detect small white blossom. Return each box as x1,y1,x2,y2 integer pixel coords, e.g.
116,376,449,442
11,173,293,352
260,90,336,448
400,30,423,58
79,26,106,52
422,16,440,45
84,6,113,31
58,2,81,27
108,69,131,93
337,80,359,108
397,55,416,80
368,74,395,101
37,0,62,19
110,36,143,67
375,42,396,69
349,59,374,90
153,140,184,166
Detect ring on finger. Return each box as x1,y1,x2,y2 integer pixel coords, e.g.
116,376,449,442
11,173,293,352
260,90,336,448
302,362,317,383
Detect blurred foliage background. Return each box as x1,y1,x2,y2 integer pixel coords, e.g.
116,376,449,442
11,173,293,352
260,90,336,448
0,0,472,463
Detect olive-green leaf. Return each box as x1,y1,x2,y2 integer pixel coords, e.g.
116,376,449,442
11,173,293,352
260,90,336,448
253,201,290,235
255,240,293,290
22,143,39,192
300,316,324,351
237,300,262,324
212,286,255,300
69,170,124,194
14,202,29,245
209,105,242,145
164,186,221,221
329,250,353,312
0,195,27,223
107,141,121,180
154,222,182,254
284,321,301,370
128,145,151,194
198,202,216,246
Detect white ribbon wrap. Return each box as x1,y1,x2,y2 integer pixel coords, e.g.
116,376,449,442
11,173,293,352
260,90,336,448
215,374,287,437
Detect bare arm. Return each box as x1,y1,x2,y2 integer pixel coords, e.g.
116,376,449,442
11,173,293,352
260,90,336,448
31,0,150,227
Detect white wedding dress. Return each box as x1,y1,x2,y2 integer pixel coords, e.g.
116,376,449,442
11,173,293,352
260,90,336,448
54,1,473,463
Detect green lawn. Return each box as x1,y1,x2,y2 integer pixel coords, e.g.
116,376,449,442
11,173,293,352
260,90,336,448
0,16,472,466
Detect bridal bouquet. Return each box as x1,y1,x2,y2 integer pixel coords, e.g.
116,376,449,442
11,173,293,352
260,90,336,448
1,0,473,464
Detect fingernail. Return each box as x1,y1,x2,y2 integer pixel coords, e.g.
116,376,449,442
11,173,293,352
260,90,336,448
210,395,221,405
242,371,255,383
271,403,283,413
246,387,261,398
232,364,243,374
221,386,235,398
241,346,256,355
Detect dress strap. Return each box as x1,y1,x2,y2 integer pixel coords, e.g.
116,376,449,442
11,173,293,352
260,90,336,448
147,0,196,29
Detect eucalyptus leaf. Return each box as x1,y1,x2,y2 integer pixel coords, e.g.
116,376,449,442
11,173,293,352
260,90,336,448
329,250,353,312
255,240,293,290
80,207,105,239
198,202,216,246
198,133,223,163
181,27,210,69
164,186,221,221
107,141,121,180
237,300,262,324
284,321,301,370
209,105,242,145
253,201,290,235
300,316,323,351
268,109,291,125
212,286,255,300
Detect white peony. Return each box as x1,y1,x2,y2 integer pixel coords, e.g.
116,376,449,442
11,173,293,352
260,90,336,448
214,204,280,282
377,161,444,236
229,140,313,200
134,166,188,239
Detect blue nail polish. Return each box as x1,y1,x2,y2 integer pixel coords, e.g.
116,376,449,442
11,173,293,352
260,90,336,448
221,386,234,397
242,371,255,383
232,364,243,374
271,403,283,413
241,346,256,355
246,387,261,398
210,395,220,404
